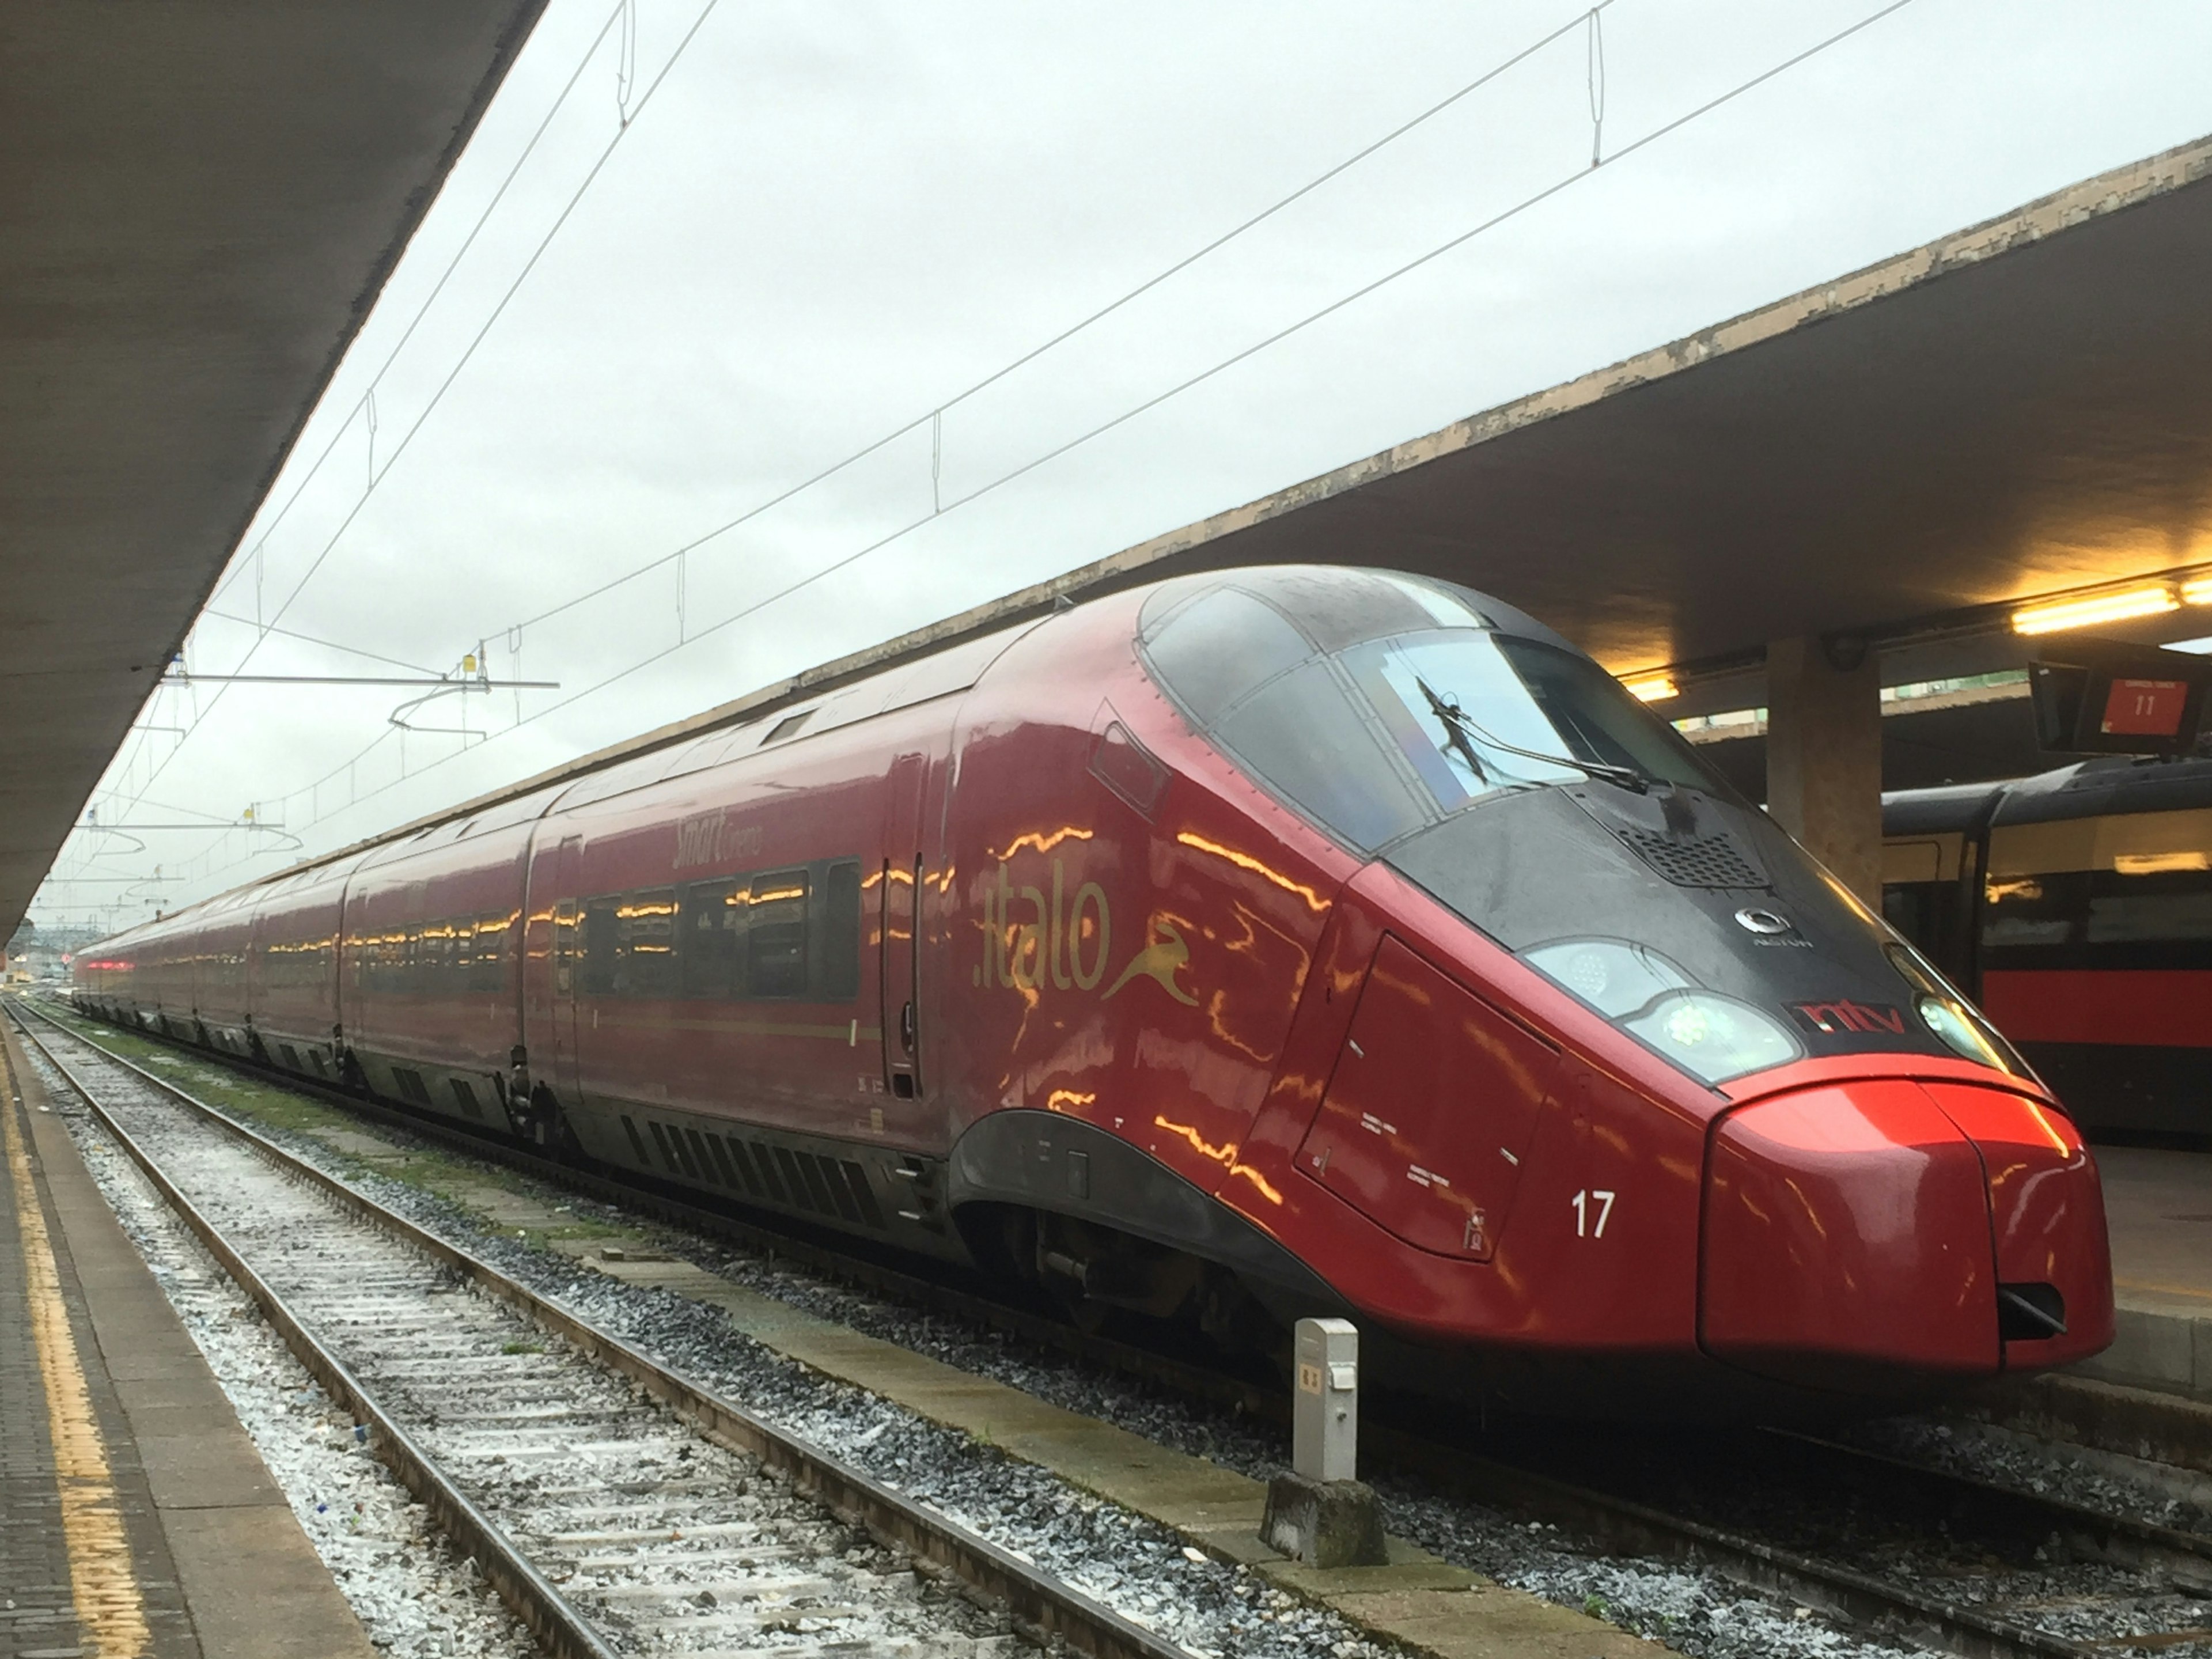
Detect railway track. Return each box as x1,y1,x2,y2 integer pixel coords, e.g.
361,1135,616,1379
26,998,2212,1659
10,1005,1185,1659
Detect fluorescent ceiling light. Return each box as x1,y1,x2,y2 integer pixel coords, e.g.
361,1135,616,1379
2010,585,2178,635
1623,673,1678,702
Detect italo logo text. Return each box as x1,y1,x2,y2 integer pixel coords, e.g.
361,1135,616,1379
976,857,1199,1005
979,858,1112,991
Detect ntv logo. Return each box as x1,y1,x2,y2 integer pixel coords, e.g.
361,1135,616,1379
976,856,1196,1005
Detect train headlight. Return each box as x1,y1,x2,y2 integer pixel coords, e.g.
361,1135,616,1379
1524,939,1801,1085
1524,938,1690,1018
1887,943,2035,1080
1623,991,1802,1085
1916,995,2012,1071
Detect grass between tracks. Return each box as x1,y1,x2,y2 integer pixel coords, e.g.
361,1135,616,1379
26,1001,627,1253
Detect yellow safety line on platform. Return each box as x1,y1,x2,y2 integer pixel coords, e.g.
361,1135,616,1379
3,1045,151,1657
2113,1276,2212,1304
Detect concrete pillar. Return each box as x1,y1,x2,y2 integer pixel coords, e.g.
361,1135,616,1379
1766,634,1883,908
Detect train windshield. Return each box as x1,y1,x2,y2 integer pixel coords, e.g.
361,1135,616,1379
1344,632,1719,806
1139,571,1728,853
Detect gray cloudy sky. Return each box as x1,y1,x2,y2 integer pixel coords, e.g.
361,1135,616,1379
37,0,2212,933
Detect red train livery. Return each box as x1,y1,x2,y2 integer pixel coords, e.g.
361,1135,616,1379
76,566,2113,1416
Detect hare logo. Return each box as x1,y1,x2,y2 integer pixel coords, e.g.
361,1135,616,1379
1103,919,1198,1006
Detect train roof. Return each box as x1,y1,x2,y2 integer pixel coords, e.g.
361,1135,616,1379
89,563,1589,953
1885,753,2212,836
1880,779,2008,838
1989,753,2212,825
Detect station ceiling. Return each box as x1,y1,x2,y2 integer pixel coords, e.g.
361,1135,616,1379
0,1,547,941
1028,132,2212,692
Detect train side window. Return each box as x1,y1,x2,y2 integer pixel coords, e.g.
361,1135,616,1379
1142,586,1313,726
448,920,472,987
1211,660,1427,851
748,869,809,998
472,914,508,994
2087,880,2212,942
681,879,743,998
621,889,679,997
822,861,861,1001
1981,873,2080,949
581,898,620,995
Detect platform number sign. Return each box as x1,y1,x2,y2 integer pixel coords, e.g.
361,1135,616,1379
2100,678,2186,738
1571,1188,1616,1238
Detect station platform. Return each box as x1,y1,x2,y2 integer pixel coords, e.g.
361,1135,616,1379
2070,1145,2212,1401
0,1024,374,1659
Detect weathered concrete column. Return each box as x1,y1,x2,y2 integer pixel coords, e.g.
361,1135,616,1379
1766,635,1883,908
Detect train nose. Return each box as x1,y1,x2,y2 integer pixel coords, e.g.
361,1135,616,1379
1699,1078,2113,1395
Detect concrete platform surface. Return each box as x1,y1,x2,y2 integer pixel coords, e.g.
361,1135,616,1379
0,1022,376,1659
2072,1145,2212,1401
575,1255,1664,1658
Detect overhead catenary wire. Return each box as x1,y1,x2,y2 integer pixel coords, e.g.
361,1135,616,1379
85,0,1625,881
484,0,1927,728
158,0,1920,904
201,1,628,623
1589,7,1607,166
199,611,442,676
497,0,1623,639
103,0,714,825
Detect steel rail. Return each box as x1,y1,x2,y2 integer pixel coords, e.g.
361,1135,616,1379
25,1000,1283,1415
10,1006,1188,1659
31,999,2188,1659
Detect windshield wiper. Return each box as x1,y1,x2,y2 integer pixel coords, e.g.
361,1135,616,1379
1414,676,1489,785
1415,676,1649,794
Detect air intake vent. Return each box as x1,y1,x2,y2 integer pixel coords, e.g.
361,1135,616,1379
1617,828,1767,890
392,1067,432,1105
449,1078,484,1121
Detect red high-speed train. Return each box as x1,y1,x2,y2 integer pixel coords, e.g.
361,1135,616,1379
74,566,2112,1415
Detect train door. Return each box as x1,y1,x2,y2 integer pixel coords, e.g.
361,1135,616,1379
880,753,925,1101
549,836,584,1102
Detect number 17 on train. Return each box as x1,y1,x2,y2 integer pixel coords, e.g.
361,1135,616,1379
1571,1189,1616,1238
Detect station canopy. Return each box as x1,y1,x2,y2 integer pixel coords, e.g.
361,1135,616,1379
338,131,2212,861
0,1,548,939
1030,134,2212,696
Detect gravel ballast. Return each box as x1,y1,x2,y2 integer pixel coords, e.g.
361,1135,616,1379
47,1007,2212,1657
29,1056,540,1659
